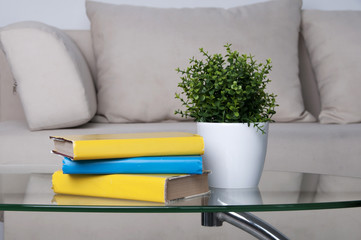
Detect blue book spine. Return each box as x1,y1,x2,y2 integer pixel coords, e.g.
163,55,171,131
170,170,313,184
62,156,203,174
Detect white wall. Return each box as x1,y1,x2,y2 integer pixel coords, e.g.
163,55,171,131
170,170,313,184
0,0,361,29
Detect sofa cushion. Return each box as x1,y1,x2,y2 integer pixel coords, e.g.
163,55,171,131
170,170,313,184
2,121,361,179
302,10,361,124
0,121,197,173
86,0,315,123
265,122,361,178
0,21,97,130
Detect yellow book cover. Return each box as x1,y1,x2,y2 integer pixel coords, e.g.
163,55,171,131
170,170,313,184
50,132,204,160
52,170,209,203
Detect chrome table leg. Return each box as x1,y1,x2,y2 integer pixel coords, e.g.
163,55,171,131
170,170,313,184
0,211,3,240
202,212,289,240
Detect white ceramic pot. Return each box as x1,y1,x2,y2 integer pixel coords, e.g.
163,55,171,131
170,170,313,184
197,122,269,188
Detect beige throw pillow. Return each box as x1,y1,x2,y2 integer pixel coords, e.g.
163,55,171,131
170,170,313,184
302,10,361,124
0,21,97,130
87,0,315,123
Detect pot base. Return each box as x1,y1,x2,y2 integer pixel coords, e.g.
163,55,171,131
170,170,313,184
197,122,269,188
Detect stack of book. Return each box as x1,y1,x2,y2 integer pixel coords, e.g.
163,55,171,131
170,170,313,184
50,132,209,203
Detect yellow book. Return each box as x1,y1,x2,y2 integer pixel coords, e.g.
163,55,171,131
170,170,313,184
50,132,204,160
52,170,209,203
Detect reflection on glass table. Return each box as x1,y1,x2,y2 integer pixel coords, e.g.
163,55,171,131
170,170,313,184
1,171,361,239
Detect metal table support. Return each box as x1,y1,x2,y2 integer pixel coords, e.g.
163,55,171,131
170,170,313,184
202,212,289,240
0,211,3,240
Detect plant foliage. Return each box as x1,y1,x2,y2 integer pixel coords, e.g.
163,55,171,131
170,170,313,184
175,44,277,133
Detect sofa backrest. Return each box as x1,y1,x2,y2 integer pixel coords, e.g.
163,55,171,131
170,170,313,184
0,30,321,123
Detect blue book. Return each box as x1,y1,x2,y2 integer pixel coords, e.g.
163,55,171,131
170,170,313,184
62,156,203,174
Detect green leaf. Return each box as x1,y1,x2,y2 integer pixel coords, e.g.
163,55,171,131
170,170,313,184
174,44,277,132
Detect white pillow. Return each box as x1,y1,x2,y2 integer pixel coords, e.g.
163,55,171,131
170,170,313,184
86,0,315,123
0,21,97,130
302,10,361,124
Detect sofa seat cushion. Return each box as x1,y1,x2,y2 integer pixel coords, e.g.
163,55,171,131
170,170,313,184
266,123,361,178
1,121,361,178
0,121,197,173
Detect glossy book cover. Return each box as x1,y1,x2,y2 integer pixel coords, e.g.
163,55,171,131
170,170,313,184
62,155,203,174
50,132,204,160
52,170,209,203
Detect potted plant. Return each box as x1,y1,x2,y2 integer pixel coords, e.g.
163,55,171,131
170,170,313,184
175,44,277,188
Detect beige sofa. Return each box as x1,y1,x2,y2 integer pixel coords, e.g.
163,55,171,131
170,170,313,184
1,0,361,239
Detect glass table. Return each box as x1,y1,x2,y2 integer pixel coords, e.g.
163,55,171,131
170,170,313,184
1,170,361,240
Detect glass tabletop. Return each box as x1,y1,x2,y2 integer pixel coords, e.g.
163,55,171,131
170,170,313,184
1,170,361,213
